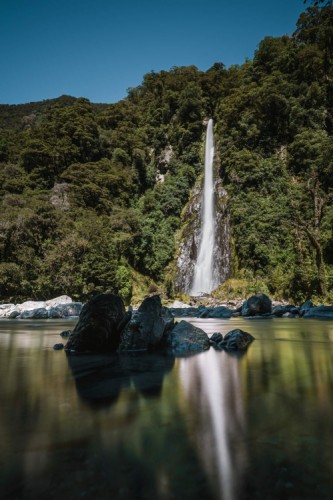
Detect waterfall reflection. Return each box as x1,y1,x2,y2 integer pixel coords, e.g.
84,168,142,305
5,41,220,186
180,349,246,500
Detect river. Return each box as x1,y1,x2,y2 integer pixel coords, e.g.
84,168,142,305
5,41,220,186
1,317,333,499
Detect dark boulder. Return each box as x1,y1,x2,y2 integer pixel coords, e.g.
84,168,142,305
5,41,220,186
165,320,210,356
273,304,300,317
65,294,126,353
207,306,234,319
300,300,314,311
210,332,223,345
217,329,254,351
242,293,272,316
53,343,64,350
168,307,201,317
8,310,20,319
118,296,174,351
60,330,72,338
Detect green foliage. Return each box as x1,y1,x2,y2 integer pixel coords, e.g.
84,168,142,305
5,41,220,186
1,4,333,303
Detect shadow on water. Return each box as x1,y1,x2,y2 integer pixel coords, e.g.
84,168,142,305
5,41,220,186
66,351,175,408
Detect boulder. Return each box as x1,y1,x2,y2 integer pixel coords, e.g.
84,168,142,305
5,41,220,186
300,300,314,311
65,294,126,353
302,306,333,319
53,343,64,350
168,307,202,318
60,330,72,338
165,320,210,356
8,310,20,319
206,306,234,319
210,332,223,345
0,304,15,318
118,295,174,351
16,300,46,312
217,329,254,351
48,302,82,318
273,304,300,317
45,295,72,309
20,308,49,319
241,293,272,317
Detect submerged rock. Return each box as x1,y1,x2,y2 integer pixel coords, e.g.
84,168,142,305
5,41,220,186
217,329,254,351
242,293,272,317
165,320,210,356
65,294,126,353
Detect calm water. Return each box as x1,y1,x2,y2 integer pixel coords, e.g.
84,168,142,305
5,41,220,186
1,317,333,499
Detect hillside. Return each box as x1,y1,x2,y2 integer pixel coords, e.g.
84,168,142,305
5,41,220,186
0,4,332,304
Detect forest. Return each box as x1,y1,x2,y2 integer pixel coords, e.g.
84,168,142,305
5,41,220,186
0,4,332,304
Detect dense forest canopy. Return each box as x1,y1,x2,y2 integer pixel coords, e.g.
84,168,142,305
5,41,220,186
0,5,333,304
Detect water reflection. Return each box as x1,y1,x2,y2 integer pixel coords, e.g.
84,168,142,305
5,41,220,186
2,318,333,498
67,352,175,408
180,349,246,500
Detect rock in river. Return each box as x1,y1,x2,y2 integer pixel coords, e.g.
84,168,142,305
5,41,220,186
217,329,254,351
165,320,210,356
65,294,126,353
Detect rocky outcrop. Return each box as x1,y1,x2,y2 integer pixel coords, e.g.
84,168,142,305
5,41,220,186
118,295,174,351
0,295,81,319
242,293,272,317
165,320,210,356
65,294,125,353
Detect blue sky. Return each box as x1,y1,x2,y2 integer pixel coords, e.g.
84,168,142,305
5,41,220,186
1,0,306,105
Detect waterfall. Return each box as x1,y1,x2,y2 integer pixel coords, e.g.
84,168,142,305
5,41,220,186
191,118,215,295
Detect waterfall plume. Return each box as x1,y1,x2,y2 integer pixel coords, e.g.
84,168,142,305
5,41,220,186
191,118,215,295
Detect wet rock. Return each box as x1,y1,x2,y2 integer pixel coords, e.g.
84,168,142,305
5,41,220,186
48,302,82,318
300,300,314,311
206,306,234,319
118,296,174,351
273,304,300,317
169,307,201,318
53,343,64,350
302,306,333,319
210,332,223,344
8,310,20,319
165,320,210,356
217,329,254,351
20,308,49,319
65,294,126,353
60,330,72,338
242,293,272,317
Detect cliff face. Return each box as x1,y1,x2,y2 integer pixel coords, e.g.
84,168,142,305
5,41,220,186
176,175,230,294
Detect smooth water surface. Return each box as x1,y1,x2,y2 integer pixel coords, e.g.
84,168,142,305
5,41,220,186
1,318,333,499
